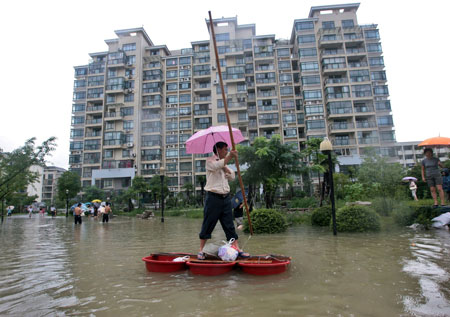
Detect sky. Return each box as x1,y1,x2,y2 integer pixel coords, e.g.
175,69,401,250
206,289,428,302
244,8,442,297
0,0,449,169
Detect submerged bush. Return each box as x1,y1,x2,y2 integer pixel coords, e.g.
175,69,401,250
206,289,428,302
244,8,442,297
311,206,332,226
285,211,312,225
392,204,415,226
371,197,396,216
244,209,287,234
288,197,318,208
335,205,380,232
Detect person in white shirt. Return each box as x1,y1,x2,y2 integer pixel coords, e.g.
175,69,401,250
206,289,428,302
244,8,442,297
197,142,249,260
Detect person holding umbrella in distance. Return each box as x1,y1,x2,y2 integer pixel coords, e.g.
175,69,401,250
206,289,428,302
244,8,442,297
197,142,249,260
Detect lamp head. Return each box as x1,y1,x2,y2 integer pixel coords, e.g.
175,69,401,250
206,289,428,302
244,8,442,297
160,166,165,175
320,137,333,152
65,189,69,194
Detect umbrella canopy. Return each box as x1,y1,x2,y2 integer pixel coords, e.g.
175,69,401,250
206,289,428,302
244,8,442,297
418,136,450,147
92,199,102,203
232,190,248,209
186,125,245,154
402,176,417,182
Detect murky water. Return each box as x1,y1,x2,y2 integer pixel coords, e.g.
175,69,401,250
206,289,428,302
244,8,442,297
1,215,449,316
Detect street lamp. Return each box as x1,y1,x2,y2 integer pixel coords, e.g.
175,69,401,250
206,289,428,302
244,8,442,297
160,166,165,223
320,138,337,236
65,189,69,218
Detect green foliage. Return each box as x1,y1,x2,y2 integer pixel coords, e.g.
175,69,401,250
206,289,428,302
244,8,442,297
243,208,287,234
1,137,56,202
392,204,415,226
81,185,104,202
57,171,81,202
342,183,366,201
335,205,381,232
334,173,352,200
288,196,318,208
311,206,332,226
237,135,304,208
285,211,311,225
371,197,396,216
356,148,406,198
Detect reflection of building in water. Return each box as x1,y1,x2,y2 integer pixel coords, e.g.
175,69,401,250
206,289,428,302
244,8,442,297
70,3,400,195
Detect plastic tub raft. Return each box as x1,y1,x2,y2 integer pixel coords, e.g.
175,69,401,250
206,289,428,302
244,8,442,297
142,253,291,276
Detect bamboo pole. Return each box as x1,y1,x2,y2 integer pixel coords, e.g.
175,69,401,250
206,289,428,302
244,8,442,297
208,11,253,235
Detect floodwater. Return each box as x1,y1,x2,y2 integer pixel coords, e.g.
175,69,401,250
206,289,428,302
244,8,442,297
0,215,449,317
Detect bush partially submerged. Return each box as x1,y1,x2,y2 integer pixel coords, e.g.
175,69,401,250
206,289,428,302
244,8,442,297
288,197,318,208
244,209,287,234
311,206,332,226
335,205,380,232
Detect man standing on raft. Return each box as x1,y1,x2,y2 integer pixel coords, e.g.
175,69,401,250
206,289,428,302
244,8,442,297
198,141,249,260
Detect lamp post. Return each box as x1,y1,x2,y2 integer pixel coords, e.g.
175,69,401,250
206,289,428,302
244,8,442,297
160,167,165,223
320,138,337,236
65,189,69,218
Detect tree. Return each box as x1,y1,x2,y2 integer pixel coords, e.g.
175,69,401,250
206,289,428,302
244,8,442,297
238,135,304,208
1,137,56,203
57,171,81,203
356,148,406,198
80,185,104,202
182,182,194,205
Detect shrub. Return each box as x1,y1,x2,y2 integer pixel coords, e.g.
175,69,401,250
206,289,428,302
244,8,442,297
311,206,332,226
371,197,396,216
288,196,318,208
244,209,287,234
335,205,381,232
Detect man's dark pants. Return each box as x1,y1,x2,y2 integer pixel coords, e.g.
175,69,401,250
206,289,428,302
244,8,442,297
199,192,238,241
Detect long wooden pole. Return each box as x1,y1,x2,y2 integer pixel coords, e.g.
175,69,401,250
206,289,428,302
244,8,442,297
208,11,253,235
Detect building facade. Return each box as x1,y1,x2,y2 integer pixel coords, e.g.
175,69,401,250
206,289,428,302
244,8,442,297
69,3,397,195
396,142,449,168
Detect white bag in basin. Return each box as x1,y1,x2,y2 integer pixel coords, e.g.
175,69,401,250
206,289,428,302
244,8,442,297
218,238,239,261
431,212,450,228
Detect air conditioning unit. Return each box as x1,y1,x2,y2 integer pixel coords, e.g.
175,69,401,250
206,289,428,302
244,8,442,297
127,88,134,93
132,153,136,157
188,172,192,176
213,80,218,85
127,142,134,148
212,66,217,70
127,75,133,79
127,62,133,66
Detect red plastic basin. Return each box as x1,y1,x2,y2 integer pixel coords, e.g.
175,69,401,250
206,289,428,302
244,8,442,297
142,254,189,273
238,260,290,275
186,261,236,276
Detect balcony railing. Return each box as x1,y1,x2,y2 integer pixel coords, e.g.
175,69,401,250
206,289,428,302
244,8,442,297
86,105,103,112
358,137,379,144
326,92,351,99
325,78,348,84
85,119,102,125
356,121,377,128
348,62,368,68
330,122,355,131
354,106,375,113
333,138,356,146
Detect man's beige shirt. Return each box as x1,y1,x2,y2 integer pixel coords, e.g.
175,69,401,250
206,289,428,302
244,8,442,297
204,155,235,194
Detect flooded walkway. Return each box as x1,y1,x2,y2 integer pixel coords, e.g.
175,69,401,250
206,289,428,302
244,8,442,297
0,215,449,316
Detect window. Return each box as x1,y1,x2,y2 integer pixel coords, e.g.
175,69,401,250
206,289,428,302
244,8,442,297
166,58,177,66
299,48,317,58
215,33,230,41
367,43,382,52
277,48,290,57
73,91,86,100
166,121,178,131
280,86,293,96
278,61,291,70
298,34,316,44
126,55,136,65
166,83,177,91
281,99,295,109
297,113,304,124
166,70,178,78
72,103,85,112
237,83,247,92
302,75,320,85
123,120,134,130
121,107,133,116
179,106,191,116
106,95,115,104
141,149,161,161
122,149,131,158
375,100,391,111
179,69,191,77
218,113,226,123
70,129,83,138
306,120,325,130
300,62,319,71
303,90,322,100
179,94,191,103
124,93,134,102
141,135,161,147
123,43,136,51
305,105,324,115
71,116,85,124
342,20,354,28
166,95,178,103
166,108,178,117
364,29,380,39
373,85,389,95
166,135,178,144
369,57,384,66
283,113,296,123
179,57,191,65
295,21,314,30
351,84,372,97
284,128,297,137
179,82,191,90
322,21,335,29
180,120,191,129
371,71,386,81
349,69,370,82
104,150,113,158
380,131,395,141
377,115,393,126
166,149,178,158
70,141,83,150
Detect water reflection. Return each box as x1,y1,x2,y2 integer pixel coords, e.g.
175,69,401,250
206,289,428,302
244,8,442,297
0,215,449,316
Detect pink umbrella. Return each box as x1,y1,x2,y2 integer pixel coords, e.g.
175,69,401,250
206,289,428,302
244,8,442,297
186,125,245,154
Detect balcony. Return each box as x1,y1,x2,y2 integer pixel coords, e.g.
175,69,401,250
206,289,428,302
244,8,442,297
358,137,379,145
329,122,355,132
85,131,102,138
354,106,375,114
346,47,366,55
104,112,123,121
194,96,211,102
257,91,277,98
102,160,134,169
194,83,211,90
228,102,247,110
86,105,103,113
344,34,364,42
326,92,351,100
355,121,377,129
348,62,368,68
321,49,345,57
332,138,356,146
322,63,347,72
259,119,279,126
85,118,103,126
325,78,348,85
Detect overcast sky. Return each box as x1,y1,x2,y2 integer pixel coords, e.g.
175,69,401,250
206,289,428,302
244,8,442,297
0,0,449,169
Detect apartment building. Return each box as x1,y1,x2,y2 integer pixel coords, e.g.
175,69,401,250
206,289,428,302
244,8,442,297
70,3,397,195
396,142,449,168
25,165,66,204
